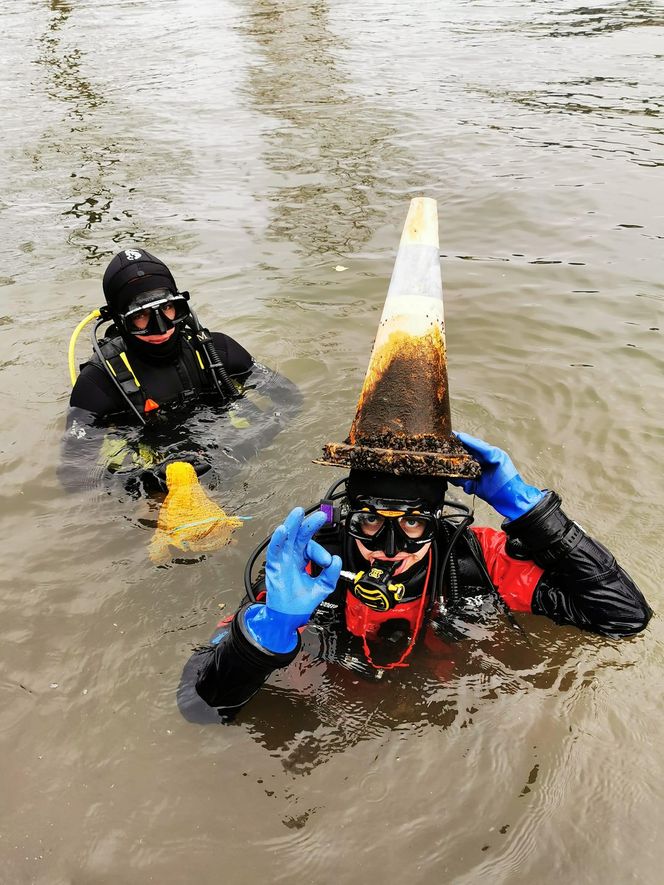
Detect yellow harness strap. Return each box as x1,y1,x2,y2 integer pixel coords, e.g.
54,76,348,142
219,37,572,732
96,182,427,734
119,352,141,388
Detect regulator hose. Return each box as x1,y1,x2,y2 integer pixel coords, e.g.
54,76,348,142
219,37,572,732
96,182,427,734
187,308,238,403
68,308,101,385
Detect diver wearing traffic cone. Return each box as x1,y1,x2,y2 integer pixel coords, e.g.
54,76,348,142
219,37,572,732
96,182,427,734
179,198,650,723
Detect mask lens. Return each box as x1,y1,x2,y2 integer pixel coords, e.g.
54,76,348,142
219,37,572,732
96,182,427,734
160,298,189,323
129,308,153,331
123,293,189,335
347,506,436,552
348,511,385,539
397,515,429,539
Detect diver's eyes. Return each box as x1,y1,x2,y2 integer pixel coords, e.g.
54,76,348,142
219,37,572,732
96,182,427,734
160,303,177,320
358,513,384,536
130,309,151,330
398,516,428,538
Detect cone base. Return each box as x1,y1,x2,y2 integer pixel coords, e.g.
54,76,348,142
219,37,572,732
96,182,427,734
315,441,480,479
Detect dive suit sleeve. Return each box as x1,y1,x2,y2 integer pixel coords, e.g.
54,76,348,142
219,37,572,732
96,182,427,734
58,404,180,496
499,491,652,638
57,405,113,494
243,360,303,415
58,404,162,495
181,603,300,720
218,360,303,462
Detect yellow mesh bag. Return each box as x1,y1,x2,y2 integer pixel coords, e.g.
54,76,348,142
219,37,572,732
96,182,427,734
149,461,243,563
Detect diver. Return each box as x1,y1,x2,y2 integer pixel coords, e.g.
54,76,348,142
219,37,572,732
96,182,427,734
177,197,651,723
60,248,302,492
178,435,651,722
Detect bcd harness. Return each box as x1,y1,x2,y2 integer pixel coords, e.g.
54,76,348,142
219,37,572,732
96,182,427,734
87,331,221,418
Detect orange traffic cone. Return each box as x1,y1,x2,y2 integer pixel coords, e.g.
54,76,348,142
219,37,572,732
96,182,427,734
317,197,479,479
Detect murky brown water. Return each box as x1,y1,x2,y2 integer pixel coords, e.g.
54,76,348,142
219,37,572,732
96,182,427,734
1,0,663,882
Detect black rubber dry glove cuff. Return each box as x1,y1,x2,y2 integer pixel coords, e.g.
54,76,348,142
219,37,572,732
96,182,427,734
503,491,584,569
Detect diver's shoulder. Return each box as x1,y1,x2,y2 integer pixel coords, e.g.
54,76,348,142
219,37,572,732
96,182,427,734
70,360,123,413
210,331,254,376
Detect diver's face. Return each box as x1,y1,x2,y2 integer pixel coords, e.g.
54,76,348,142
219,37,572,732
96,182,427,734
347,495,437,575
354,538,432,575
130,303,177,344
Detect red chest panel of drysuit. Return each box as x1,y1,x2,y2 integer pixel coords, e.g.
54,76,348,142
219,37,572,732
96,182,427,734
470,526,543,612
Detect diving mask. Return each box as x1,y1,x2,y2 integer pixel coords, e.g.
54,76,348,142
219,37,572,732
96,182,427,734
346,497,437,556
121,289,190,336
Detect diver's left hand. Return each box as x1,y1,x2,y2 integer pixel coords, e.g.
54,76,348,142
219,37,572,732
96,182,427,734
450,432,544,521
244,507,342,653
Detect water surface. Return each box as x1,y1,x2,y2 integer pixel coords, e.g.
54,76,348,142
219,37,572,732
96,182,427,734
1,1,663,882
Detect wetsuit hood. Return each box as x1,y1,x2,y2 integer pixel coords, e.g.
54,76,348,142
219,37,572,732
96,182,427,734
103,248,183,361
103,248,178,316
346,469,447,511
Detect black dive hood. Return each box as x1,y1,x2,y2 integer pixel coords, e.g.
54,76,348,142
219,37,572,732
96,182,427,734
346,469,448,512
102,248,182,361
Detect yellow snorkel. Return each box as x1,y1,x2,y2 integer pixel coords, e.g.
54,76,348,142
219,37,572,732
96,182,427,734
68,308,101,385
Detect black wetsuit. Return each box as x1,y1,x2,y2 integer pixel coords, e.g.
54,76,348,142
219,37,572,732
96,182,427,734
69,331,253,417
177,491,651,723
60,329,302,493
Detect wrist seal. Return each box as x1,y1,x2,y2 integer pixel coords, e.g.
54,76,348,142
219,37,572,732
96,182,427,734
503,490,584,569
232,604,301,668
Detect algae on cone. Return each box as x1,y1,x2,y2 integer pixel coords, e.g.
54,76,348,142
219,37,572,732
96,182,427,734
317,197,479,479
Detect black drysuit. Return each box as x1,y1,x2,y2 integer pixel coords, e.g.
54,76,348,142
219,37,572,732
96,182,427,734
60,329,302,492
178,490,651,723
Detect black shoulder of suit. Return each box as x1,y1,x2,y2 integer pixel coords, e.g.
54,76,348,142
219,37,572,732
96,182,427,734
69,331,254,416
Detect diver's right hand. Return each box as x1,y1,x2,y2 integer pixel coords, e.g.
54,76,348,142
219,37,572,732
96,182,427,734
130,454,212,494
244,507,342,653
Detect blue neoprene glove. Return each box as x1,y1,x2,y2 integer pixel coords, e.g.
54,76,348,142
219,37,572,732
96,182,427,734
450,432,545,521
244,507,342,653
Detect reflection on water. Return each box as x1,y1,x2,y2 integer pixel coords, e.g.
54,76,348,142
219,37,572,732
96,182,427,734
1,0,663,882
28,0,196,267
243,617,617,774
35,0,118,259
39,0,105,118
533,1,664,38
473,3,663,170
238,0,419,259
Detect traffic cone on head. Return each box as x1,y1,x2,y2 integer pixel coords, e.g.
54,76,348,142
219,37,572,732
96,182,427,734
317,197,479,479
